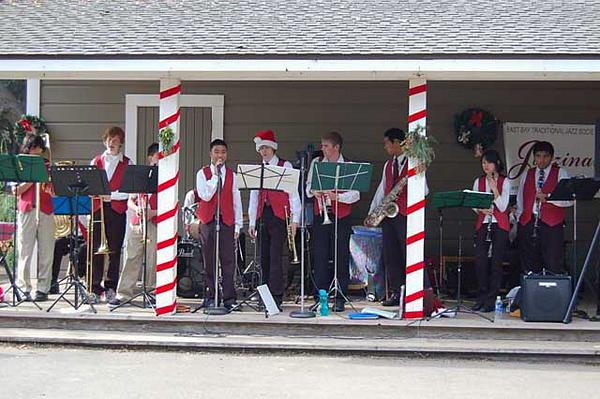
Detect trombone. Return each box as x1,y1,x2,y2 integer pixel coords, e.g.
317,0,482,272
85,197,111,292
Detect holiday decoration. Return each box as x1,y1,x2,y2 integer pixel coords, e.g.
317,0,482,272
454,108,498,156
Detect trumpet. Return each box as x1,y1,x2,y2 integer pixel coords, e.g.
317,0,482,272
284,205,299,265
319,194,332,225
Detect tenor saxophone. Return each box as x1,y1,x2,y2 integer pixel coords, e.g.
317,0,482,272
364,175,408,227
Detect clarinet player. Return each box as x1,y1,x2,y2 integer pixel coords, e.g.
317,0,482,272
472,150,510,312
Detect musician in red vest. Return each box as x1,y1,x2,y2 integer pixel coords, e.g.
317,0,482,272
247,130,301,310
109,143,159,308
516,141,572,274
196,139,243,311
89,126,133,303
13,134,55,302
367,128,429,307
472,150,510,312
306,131,360,312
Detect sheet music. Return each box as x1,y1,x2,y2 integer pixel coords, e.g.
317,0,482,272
236,164,299,195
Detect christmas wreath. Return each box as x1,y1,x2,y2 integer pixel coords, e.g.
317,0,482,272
454,108,498,157
1,114,49,154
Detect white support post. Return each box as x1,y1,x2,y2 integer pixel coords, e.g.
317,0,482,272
404,78,427,319
155,79,181,316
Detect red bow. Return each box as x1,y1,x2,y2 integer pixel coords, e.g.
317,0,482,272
19,119,32,132
469,111,483,128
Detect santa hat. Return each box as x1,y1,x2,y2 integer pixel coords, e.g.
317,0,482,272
254,130,278,152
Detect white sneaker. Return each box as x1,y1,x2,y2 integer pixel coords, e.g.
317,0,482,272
431,307,456,318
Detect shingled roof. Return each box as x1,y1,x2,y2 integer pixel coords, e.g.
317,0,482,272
1,0,599,58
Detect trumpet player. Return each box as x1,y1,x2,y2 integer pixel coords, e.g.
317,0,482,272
472,150,510,312
89,126,133,303
306,131,359,312
367,128,429,307
109,143,159,308
13,135,55,302
516,141,571,274
247,130,301,310
196,139,243,311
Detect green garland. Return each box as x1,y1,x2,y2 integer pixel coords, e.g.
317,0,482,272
158,126,175,154
402,125,436,173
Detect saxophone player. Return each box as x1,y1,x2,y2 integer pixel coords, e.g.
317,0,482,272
367,128,428,307
516,141,572,274
472,150,510,312
247,130,301,310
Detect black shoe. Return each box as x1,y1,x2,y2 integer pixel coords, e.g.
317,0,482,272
381,293,400,307
224,300,241,312
108,298,123,309
332,297,345,312
49,283,59,295
471,302,484,311
34,291,48,302
481,305,495,313
309,299,320,312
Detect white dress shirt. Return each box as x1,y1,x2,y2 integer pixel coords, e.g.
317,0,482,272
471,175,511,223
247,155,302,228
90,151,133,201
516,164,572,220
305,154,360,204
368,154,429,213
195,163,243,233
183,189,196,208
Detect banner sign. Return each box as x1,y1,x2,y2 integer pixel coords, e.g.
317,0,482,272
503,122,595,194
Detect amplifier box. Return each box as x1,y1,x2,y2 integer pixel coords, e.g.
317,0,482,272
520,274,572,322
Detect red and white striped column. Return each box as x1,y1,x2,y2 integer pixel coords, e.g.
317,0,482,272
404,78,427,319
155,79,181,316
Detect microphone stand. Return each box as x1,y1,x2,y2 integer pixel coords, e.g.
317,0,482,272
290,152,315,318
205,163,228,315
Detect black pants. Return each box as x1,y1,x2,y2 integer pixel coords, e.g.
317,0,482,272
382,214,407,294
312,214,351,296
518,220,565,274
200,221,236,303
51,236,87,285
259,206,286,300
474,223,508,307
91,203,126,294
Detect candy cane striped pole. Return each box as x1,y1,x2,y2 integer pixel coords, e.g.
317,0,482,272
404,78,427,319
155,79,181,316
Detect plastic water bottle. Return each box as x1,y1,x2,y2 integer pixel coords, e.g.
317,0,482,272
319,289,329,316
494,296,503,322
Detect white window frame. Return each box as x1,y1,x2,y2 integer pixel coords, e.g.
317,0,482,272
124,94,224,161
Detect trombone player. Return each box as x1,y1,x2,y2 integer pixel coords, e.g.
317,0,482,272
247,130,301,310
89,127,133,303
13,135,55,302
109,143,159,308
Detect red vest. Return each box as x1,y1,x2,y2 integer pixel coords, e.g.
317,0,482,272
312,157,352,219
196,166,235,227
257,158,290,221
384,158,408,216
475,175,510,232
519,165,565,227
17,159,53,215
92,154,129,214
130,193,158,226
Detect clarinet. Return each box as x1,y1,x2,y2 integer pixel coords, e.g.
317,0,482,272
485,172,496,258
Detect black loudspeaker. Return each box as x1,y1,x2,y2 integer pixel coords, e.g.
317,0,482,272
521,274,572,322
177,240,204,298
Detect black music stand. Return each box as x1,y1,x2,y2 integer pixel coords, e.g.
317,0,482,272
0,154,48,309
46,165,110,313
110,165,157,312
549,177,600,278
430,190,494,322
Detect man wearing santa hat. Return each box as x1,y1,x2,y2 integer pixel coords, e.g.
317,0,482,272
248,130,301,310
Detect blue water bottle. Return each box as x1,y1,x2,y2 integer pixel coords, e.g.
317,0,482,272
494,296,503,322
319,289,329,316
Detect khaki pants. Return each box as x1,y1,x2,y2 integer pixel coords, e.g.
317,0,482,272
17,211,55,294
116,221,157,300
